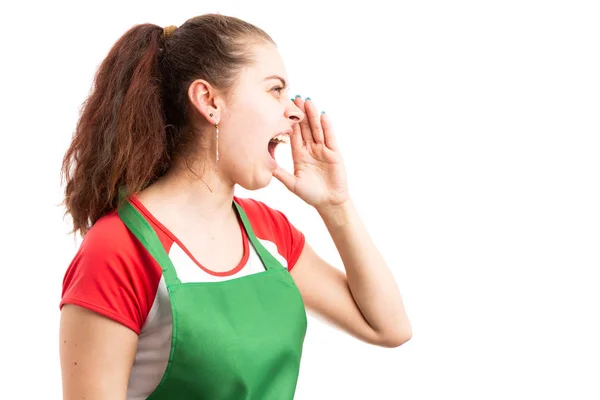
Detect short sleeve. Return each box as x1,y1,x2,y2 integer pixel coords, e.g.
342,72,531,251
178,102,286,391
59,212,162,335
268,207,305,271
235,197,306,271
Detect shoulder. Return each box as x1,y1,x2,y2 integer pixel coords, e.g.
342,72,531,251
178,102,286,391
234,196,287,221
234,196,306,270
79,210,139,256
76,205,170,261
233,196,297,237
60,209,164,334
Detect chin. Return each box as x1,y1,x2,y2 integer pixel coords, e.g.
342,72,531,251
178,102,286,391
237,170,274,191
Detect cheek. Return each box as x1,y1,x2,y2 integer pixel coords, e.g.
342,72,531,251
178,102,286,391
221,130,263,165
224,96,282,161
236,93,280,125
230,112,275,148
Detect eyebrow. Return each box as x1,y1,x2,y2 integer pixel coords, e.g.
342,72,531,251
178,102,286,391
264,75,288,88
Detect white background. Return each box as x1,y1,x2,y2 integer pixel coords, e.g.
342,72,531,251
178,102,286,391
1,0,599,398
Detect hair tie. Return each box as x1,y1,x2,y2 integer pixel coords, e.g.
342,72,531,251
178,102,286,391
163,25,178,39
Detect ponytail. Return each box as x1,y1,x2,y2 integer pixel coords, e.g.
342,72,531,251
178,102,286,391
61,24,170,236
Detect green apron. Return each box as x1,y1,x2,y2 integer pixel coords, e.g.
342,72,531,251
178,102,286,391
118,197,308,399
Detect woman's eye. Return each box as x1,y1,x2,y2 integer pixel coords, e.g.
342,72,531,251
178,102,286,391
272,86,284,93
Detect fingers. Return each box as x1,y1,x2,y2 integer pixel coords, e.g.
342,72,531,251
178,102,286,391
302,98,325,144
289,121,304,153
292,97,314,145
320,112,338,151
291,96,337,150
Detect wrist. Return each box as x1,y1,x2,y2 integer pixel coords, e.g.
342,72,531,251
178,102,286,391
316,198,354,228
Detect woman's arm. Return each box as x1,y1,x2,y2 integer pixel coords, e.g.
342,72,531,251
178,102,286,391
291,199,411,348
59,304,138,400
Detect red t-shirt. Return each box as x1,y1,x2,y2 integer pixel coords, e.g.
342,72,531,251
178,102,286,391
60,195,305,334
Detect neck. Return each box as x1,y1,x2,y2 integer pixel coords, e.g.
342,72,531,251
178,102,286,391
139,161,236,224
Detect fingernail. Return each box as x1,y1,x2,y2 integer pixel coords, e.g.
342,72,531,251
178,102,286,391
321,110,326,114
305,97,311,101
295,94,301,98
291,98,295,101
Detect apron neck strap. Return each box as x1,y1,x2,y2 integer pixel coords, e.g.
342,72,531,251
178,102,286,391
233,201,285,272
118,198,182,288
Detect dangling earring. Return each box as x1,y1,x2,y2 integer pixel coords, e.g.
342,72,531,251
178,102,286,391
210,113,219,172
215,122,219,172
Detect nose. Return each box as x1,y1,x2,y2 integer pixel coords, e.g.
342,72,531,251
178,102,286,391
285,100,305,123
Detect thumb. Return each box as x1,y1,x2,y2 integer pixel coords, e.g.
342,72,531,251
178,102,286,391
272,167,296,192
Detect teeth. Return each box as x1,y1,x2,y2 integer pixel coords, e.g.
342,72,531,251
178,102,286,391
271,133,290,143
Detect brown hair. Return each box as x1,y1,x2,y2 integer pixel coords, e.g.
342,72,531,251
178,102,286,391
60,14,274,236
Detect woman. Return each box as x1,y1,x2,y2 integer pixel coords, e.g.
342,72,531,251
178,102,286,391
59,13,411,400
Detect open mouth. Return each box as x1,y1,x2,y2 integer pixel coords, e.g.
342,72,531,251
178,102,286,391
268,133,290,160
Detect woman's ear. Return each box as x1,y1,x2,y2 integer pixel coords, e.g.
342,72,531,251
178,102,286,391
188,79,221,124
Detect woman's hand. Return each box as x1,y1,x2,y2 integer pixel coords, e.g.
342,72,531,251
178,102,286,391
273,97,350,212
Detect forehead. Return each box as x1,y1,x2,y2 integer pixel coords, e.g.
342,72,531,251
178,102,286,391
243,43,288,82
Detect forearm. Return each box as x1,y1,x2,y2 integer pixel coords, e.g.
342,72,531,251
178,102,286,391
317,199,411,342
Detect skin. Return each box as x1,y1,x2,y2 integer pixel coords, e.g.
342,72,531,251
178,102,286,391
60,42,412,399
